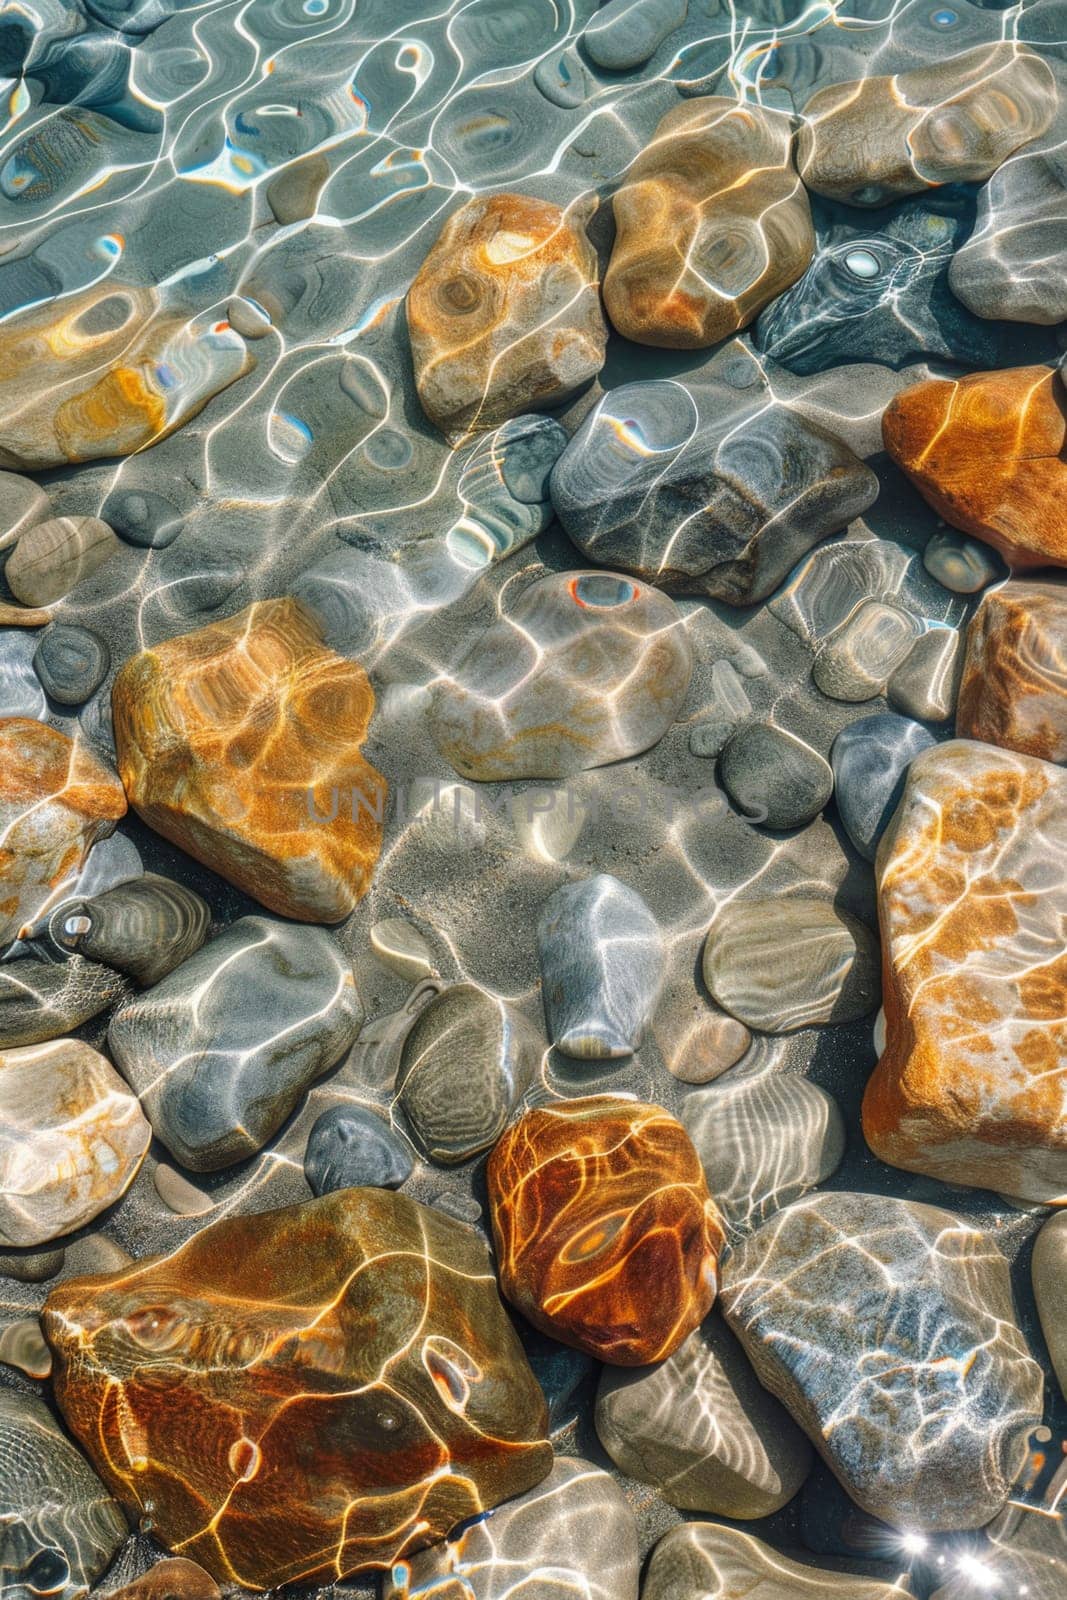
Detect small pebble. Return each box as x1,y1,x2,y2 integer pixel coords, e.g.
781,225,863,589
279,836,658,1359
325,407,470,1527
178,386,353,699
0,1245,64,1282
153,1162,215,1217
719,723,833,829
33,624,110,705
369,917,437,982
923,529,1003,593
304,1104,414,1194
0,1316,52,1379
5,515,120,606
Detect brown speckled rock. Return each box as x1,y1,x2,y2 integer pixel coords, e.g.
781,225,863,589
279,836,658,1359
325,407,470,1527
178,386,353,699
0,718,126,947
111,598,385,923
407,192,606,443
605,97,813,348
957,578,1067,763
863,740,1067,1202
882,365,1067,570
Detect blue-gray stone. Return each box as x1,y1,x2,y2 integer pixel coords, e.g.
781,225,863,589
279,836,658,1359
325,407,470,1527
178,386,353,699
33,625,109,705
49,872,211,987
831,713,936,861
304,1104,413,1195
582,0,688,70
754,194,997,374
719,723,833,830
100,487,183,549
108,916,363,1172
537,874,663,1059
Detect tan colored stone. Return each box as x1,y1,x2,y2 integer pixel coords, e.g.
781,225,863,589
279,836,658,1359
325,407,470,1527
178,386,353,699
957,578,1067,763
6,515,119,606
605,97,813,348
882,365,1067,569
112,598,385,922
0,1038,150,1247
407,192,606,442
0,718,126,946
0,282,252,470
862,739,1067,1202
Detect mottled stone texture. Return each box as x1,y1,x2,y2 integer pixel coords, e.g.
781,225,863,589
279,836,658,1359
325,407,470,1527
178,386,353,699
0,1038,150,1246
0,282,251,470
43,1189,552,1590
956,579,1067,763
604,97,812,348
0,717,126,947
863,741,1067,1203
407,193,606,443
112,598,385,922
721,1192,1044,1532
882,365,1067,570
487,1096,724,1366
798,45,1056,206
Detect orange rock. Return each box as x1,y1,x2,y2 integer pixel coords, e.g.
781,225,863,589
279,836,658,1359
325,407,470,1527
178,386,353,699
0,718,126,946
604,97,813,348
112,598,385,923
862,739,1067,1203
957,578,1067,763
406,192,606,443
0,283,252,470
882,365,1067,569
487,1096,724,1365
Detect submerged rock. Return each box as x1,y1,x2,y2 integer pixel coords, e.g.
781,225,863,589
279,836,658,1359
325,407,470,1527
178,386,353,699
33,624,110,705
582,0,687,69
96,1560,220,1600
863,740,1067,1203
537,874,662,1059
109,915,363,1172
50,873,211,987
397,983,541,1164
43,1189,552,1590
0,718,126,947
956,578,1067,763
488,1096,724,1365
407,192,606,443
6,517,119,608
385,1456,640,1600
642,1523,907,1600
303,1104,413,1194
596,1311,812,1517
112,598,386,922
798,45,1056,206
721,1191,1044,1532
604,96,812,348
1033,1211,1067,1399
0,281,251,470
0,954,125,1046
830,712,936,861
429,571,692,780
702,897,880,1033
882,365,1067,570
949,139,1067,325
0,1389,127,1600
550,370,877,605
718,722,833,829
0,1037,150,1246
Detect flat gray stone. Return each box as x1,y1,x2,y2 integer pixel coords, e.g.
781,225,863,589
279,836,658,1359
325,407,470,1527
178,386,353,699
719,723,833,830
32,625,109,706
304,1104,414,1194
830,713,936,861
537,874,663,1059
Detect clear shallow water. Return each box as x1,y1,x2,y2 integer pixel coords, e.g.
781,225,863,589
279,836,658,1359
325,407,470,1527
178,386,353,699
0,0,1065,1597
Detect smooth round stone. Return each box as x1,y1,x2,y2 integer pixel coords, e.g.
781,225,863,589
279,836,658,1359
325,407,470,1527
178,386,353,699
385,1457,640,1600
0,1389,127,1600
5,516,119,606
720,1192,1044,1533
582,0,688,70
152,1162,214,1217
304,1104,413,1194
225,296,272,338
596,1312,812,1518
812,601,918,702
831,713,937,862
537,874,662,1059
0,1244,64,1282
886,625,962,723
643,1523,905,1600
0,1314,52,1378
397,984,541,1165
369,917,437,982
101,487,183,549
682,1073,846,1233
1032,1211,1067,1400
923,529,1003,594
95,1560,221,1600
703,897,880,1033
719,723,833,830
33,624,110,705
533,45,589,108
659,1002,752,1084
50,872,211,988
497,415,569,505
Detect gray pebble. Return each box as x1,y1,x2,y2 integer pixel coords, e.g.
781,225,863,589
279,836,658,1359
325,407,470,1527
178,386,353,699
304,1104,413,1195
33,625,110,705
719,723,833,829
831,712,936,861
537,874,662,1059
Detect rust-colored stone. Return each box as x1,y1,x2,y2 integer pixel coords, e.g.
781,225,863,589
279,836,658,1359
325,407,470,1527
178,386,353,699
882,365,1067,569
487,1096,724,1366
862,739,1067,1203
957,578,1067,763
111,598,385,922
0,717,126,946
604,97,813,348
42,1188,552,1591
101,1559,220,1600
406,192,606,443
